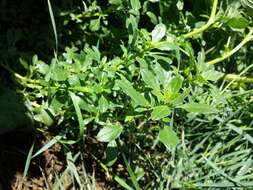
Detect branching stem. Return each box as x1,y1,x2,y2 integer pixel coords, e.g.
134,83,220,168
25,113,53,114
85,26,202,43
224,74,253,83
183,0,218,39
206,31,253,65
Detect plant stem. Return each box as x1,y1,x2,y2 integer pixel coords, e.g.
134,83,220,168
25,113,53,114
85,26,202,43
206,31,253,65
0,62,39,84
183,0,218,39
224,74,253,83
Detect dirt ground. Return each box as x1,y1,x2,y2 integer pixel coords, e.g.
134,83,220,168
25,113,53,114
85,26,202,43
0,130,109,190
0,130,61,190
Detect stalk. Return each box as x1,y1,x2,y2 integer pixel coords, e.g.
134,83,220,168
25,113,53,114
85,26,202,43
206,31,253,65
183,0,218,39
224,74,253,83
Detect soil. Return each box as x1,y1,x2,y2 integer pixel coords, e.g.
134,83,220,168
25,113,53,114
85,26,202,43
0,130,109,190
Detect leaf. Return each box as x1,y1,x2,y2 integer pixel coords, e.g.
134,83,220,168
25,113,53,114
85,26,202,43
99,95,109,113
116,76,150,107
32,136,62,158
140,65,160,91
105,140,118,166
97,124,123,142
90,18,100,31
51,66,68,81
123,155,141,190
109,0,122,5
130,0,141,11
228,16,249,29
23,141,34,179
47,0,58,52
66,152,82,187
159,126,179,150
151,23,166,42
201,70,223,82
70,92,85,138
71,86,93,93
165,75,183,94
176,0,184,10
178,103,218,113
126,15,138,45
146,11,158,24
36,62,49,75
115,175,134,190
34,108,54,126
151,105,171,120
154,41,179,51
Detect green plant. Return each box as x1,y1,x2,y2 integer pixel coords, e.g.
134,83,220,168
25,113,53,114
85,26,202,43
1,0,253,189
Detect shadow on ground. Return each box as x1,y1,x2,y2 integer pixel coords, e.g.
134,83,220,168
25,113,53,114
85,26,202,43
0,87,34,190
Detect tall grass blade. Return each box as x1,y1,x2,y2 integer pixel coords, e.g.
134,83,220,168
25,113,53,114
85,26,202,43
23,141,35,179
47,0,58,53
123,154,141,190
32,135,61,158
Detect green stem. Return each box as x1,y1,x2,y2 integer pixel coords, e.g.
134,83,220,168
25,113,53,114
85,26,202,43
0,62,40,84
183,0,218,39
206,31,253,65
224,74,253,83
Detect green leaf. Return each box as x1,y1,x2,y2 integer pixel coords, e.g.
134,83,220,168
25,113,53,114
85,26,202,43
159,126,179,150
23,141,34,179
116,76,150,107
165,75,183,94
47,0,58,51
34,108,54,126
97,124,123,142
70,86,93,93
201,70,223,82
176,0,184,10
140,65,160,91
151,23,166,42
154,41,179,51
51,66,68,81
151,105,171,120
146,11,158,24
105,140,118,166
32,136,62,158
123,155,141,190
228,16,249,29
115,175,134,190
90,18,100,31
36,62,49,75
109,0,122,5
130,0,141,11
99,95,109,113
70,92,85,138
178,103,218,113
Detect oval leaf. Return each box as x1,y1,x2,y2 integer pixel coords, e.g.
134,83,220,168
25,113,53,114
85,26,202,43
105,140,118,166
130,0,141,10
116,76,150,107
159,126,179,150
178,103,218,113
97,124,123,142
152,23,166,42
151,105,171,120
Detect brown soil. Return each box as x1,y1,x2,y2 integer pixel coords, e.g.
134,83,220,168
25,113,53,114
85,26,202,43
0,130,109,190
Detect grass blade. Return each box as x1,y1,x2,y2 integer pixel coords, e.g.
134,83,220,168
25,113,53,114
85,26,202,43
115,175,134,190
47,0,58,53
69,92,85,139
123,154,141,190
32,135,61,158
23,140,35,179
